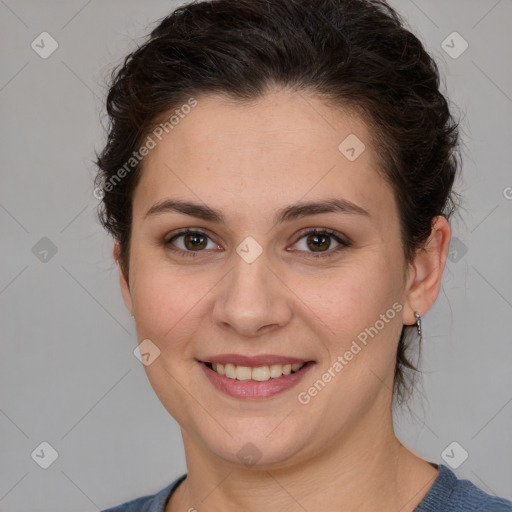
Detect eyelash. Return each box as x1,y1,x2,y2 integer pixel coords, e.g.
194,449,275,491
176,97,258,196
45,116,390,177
164,228,350,259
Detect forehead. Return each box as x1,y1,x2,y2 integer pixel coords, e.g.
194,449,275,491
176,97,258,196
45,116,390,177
132,89,395,226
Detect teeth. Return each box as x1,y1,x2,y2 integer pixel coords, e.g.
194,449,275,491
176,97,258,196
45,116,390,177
225,363,236,379
235,365,252,380
210,362,306,381
252,365,270,381
270,364,284,378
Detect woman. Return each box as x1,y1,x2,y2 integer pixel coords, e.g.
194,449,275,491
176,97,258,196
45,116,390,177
95,0,512,510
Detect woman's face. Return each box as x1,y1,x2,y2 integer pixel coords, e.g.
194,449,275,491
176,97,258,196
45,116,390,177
118,89,415,467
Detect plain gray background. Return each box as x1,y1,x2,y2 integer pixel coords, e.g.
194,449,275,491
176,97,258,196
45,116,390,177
1,0,511,510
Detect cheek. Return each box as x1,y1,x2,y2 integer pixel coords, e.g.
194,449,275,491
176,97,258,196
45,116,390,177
291,258,404,401
290,257,402,338
130,259,214,351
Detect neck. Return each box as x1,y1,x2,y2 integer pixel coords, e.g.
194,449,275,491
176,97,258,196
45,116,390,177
168,402,437,512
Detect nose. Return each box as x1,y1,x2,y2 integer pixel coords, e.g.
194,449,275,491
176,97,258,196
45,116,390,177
211,248,293,338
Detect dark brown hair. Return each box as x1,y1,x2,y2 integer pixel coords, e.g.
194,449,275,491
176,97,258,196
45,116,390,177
95,0,460,407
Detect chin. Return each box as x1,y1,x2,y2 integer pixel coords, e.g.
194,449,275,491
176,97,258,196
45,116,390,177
200,424,311,469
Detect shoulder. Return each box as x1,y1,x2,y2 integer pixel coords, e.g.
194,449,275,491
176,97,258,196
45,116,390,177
101,475,187,512
415,464,512,512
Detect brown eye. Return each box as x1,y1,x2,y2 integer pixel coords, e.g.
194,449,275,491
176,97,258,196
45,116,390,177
290,228,350,258
305,232,332,252
182,232,208,250
165,229,220,257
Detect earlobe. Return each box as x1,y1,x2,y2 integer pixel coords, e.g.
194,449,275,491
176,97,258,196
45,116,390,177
402,216,451,326
113,242,133,315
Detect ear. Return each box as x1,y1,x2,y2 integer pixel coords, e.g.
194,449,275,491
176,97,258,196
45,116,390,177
402,216,451,326
113,242,133,315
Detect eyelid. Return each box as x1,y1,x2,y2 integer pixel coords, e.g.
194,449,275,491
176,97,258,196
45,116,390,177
293,227,350,246
164,227,218,245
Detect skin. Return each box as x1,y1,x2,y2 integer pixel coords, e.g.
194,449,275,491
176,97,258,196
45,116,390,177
114,88,451,511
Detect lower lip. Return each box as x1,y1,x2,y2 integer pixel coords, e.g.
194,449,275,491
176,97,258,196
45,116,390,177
199,361,315,399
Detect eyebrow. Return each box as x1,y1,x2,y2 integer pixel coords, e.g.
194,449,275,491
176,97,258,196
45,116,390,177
144,197,370,226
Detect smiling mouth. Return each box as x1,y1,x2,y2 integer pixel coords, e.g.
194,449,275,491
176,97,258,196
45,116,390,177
203,361,308,381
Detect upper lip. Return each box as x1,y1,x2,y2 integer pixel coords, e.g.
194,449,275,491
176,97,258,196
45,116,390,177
199,354,314,367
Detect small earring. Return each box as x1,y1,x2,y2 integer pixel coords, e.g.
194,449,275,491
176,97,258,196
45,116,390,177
414,312,422,341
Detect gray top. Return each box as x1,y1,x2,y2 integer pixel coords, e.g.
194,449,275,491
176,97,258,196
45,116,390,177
101,463,512,511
